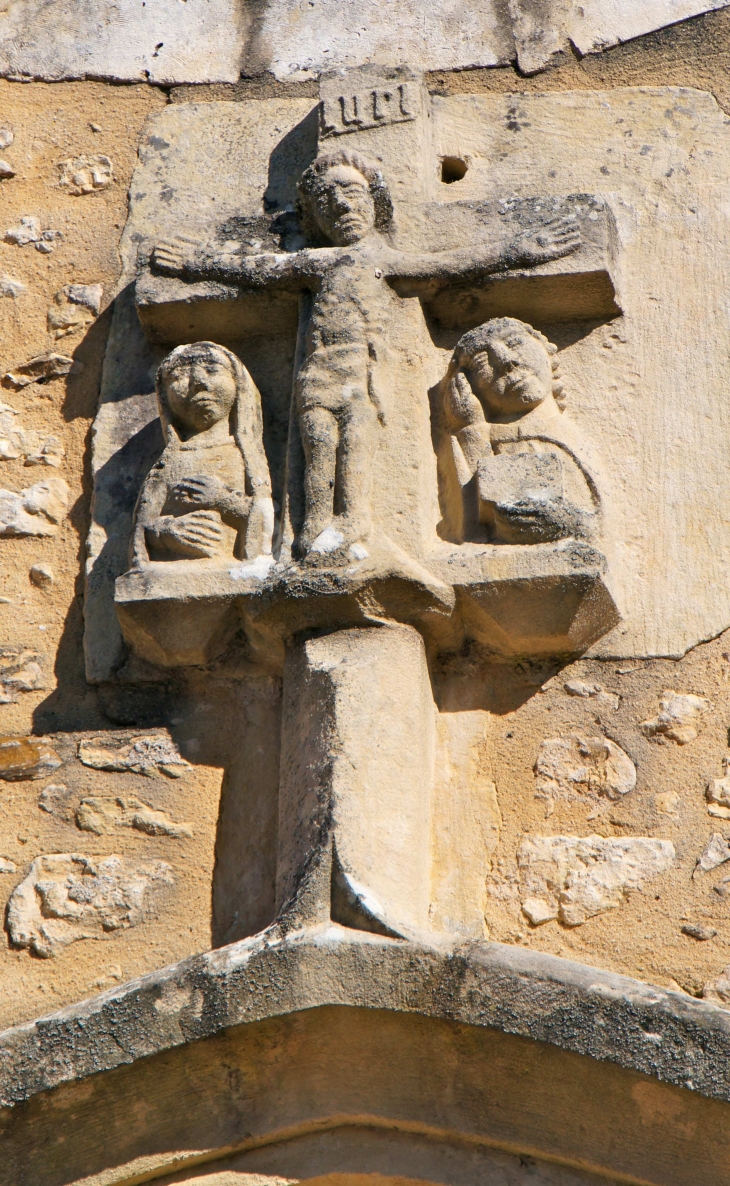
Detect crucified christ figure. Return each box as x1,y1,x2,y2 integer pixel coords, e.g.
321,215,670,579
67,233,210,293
152,149,580,561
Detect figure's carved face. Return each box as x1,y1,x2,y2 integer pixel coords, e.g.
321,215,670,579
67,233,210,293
163,351,237,433
315,165,376,245
465,327,553,417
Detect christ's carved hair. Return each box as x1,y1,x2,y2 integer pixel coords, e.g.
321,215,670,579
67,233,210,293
297,149,394,242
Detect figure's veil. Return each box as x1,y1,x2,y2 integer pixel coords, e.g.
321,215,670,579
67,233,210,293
155,341,268,495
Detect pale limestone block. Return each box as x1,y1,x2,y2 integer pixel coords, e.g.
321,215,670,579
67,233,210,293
0,0,246,84
6,854,174,958
703,963,730,1003
57,154,113,194
640,690,709,745
3,352,77,388
522,895,558,925
682,922,717,940
518,834,675,926
254,0,513,80
75,796,193,838
0,274,23,298
4,215,41,246
534,734,636,814
564,679,619,709
707,757,730,818
695,831,730,873
77,732,190,778
0,407,64,468
655,790,681,818
569,0,730,56
509,0,575,74
1,0,728,84
47,283,102,338
278,624,435,935
430,711,501,937
0,477,69,536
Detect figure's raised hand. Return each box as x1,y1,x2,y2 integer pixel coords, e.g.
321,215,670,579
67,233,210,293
151,235,203,276
511,216,581,267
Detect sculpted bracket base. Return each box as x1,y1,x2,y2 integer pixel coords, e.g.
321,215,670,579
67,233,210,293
115,541,618,669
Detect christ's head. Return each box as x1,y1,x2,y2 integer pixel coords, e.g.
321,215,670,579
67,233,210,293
298,149,394,246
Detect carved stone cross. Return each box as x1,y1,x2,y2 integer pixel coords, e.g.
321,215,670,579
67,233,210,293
108,67,620,939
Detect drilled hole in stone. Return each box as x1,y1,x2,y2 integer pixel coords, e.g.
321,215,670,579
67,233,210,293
441,156,468,184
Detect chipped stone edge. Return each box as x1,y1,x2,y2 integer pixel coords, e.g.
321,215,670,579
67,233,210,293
2,926,730,1108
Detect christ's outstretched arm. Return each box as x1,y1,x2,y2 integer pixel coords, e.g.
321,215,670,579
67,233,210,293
151,236,324,289
389,216,581,294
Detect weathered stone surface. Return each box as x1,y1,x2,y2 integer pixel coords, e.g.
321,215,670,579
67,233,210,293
695,832,730,873
517,834,675,925
4,215,62,251
430,710,500,937
0,404,64,467
0,477,69,536
57,153,113,195
0,649,45,703
534,734,636,814
1,0,726,83
6,853,174,957
707,757,730,818
2,352,77,389
75,795,192,838
704,962,730,1003
564,678,619,708
47,282,102,338
77,732,190,777
4,924,730,1115
0,0,247,84
0,274,23,298
641,689,709,744
682,922,717,940
4,929,730,1185
28,563,53,588
278,624,435,936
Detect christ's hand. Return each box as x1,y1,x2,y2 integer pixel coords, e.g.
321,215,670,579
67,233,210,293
151,236,204,277
509,216,581,268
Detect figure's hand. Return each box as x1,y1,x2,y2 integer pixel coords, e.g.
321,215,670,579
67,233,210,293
444,371,484,430
151,510,226,558
510,216,581,268
150,235,204,277
172,475,229,511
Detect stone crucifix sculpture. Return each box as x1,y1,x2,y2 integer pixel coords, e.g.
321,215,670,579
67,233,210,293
115,76,620,941
151,148,581,563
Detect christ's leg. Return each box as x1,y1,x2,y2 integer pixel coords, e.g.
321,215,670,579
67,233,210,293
337,394,378,546
298,405,338,555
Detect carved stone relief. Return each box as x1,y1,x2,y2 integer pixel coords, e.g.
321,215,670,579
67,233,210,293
79,69,730,957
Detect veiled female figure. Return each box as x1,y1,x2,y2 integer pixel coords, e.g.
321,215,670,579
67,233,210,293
131,341,274,567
